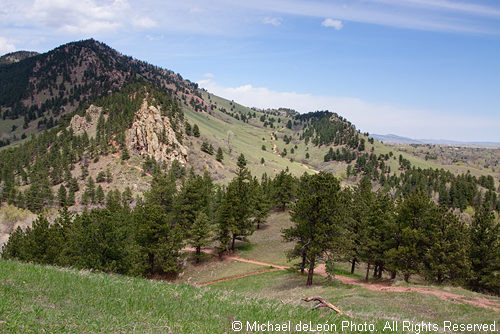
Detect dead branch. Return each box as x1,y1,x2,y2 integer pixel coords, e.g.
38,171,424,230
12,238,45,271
302,296,343,315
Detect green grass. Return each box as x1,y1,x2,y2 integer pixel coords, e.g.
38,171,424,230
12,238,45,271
1,260,361,333
210,270,499,332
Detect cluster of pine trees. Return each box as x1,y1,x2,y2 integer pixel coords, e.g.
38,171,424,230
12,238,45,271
0,154,277,277
283,174,500,295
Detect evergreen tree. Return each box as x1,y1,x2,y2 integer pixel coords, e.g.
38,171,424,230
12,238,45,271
385,192,436,282
216,147,224,162
283,172,345,286
67,189,75,206
423,208,470,284
86,176,96,203
272,168,295,211
217,154,255,251
134,204,184,276
253,179,272,229
95,185,105,204
121,147,130,160
189,212,212,263
193,124,200,137
57,184,67,207
469,203,500,294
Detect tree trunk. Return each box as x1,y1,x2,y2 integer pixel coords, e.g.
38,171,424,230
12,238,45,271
350,258,356,275
306,256,315,286
365,263,371,281
195,246,201,263
404,273,410,283
378,265,383,279
391,271,396,279
231,235,236,251
257,221,260,229
373,265,378,278
300,251,307,274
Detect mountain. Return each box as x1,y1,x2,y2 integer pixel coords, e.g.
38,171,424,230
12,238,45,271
0,39,199,142
0,39,498,223
372,133,500,147
0,51,39,66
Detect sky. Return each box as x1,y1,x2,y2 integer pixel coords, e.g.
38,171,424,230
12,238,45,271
1,0,499,142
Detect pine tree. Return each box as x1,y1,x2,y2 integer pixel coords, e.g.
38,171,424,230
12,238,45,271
423,208,470,284
121,147,130,160
272,168,295,211
95,185,105,204
57,184,67,207
469,203,500,294
86,176,96,203
385,191,436,282
253,180,271,229
216,147,224,162
193,124,200,137
189,212,212,263
122,187,133,206
67,189,75,206
134,203,184,276
282,172,345,286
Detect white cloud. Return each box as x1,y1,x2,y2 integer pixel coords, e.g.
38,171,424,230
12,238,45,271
27,0,130,34
262,17,282,26
321,18,343,30
373,0,500,17
133,16,158,29
203,73,215,78
198,79,500,141
0,37,16,55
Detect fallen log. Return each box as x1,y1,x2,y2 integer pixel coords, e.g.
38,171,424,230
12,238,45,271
302,296,343,315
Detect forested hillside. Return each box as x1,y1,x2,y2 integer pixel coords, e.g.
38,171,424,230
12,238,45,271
1,39,499,298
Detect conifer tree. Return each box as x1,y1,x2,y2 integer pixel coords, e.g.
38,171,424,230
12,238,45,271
385,191,436,282
95,185,105,204
272,168,295,211
469,203,500,294
67,189,75,206
193,124,200,137
252,179,271,229
121,147,130,160
283,172,345,286
216,147,224,162
189,212,212,263
423,208,470,284
57,184,67,207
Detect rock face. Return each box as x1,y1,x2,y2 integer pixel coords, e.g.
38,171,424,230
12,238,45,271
69,105,102,136
126,100,188,164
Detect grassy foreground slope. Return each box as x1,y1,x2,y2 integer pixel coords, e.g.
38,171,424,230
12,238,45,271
0,260,356,333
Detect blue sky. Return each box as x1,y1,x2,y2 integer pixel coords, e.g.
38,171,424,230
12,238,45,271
1,0,499,141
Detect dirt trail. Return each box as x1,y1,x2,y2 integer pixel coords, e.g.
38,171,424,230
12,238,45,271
314,264,500,312
198,268,283,286
183,248,500,312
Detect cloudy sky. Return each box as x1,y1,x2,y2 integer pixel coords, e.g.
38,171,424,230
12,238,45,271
1,0,499,141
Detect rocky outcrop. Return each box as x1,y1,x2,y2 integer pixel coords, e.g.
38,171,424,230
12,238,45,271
126,100,188,164
69,105,102,137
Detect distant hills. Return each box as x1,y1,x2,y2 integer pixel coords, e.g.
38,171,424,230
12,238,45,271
0,51,39,66
371,133,500,147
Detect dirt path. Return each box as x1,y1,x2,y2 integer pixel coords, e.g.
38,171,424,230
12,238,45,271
314,264,500,312
183,248,500,312
198,268,283,286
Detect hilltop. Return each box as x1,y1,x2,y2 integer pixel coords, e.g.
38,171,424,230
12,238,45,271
0,51,39,66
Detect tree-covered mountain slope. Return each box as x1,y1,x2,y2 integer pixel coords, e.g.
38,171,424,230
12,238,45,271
0,39,498,218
